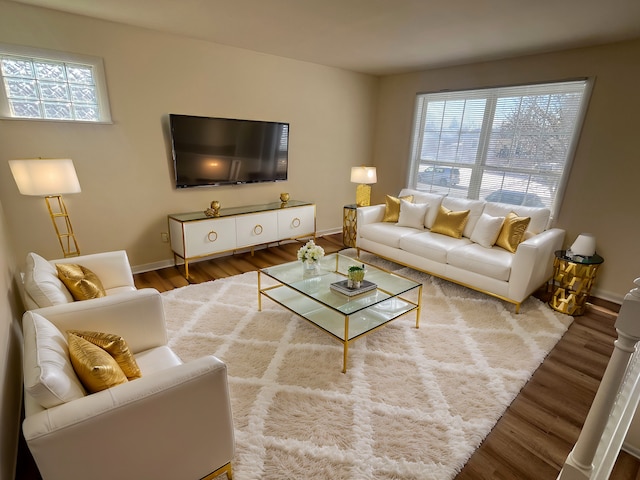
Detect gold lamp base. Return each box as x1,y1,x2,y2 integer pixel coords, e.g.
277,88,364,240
355,184,372,207
45,195,80,257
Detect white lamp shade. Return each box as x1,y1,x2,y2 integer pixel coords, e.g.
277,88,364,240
9,158,81,196
350,166,377,184
570,233,596,257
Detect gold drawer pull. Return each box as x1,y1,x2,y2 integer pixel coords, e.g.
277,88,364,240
254,224,263,235
207,231,218,242
292,217,301,228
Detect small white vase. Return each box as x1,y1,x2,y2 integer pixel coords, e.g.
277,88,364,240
303,260,320,278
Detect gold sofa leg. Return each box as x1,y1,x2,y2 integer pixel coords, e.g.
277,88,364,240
201,462,233,480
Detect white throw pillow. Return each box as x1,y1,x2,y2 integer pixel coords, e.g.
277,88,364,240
24,252,74,307
470,214,505,248
396,200,429,229
23,312,86,408
399,189,444,228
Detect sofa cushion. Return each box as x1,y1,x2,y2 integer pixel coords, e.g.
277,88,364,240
23,313,86,408
399,189,444,228
483,202,550,234
431,205,470,239
399,231,472,264
447,243,513,282
56,264,107,301
441,197,485,238
496,212,531,253
383,194,414,222
68,333,129,393
470,213,505,248
359,222,421,249
396,200,428,229
24,252,74,308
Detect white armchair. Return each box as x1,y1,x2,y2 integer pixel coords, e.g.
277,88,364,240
22,250,138,310
22,288,235,480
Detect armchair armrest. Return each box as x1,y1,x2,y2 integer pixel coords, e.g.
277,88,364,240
51,250,135,291
509,228,565,302
27,288,167,353
23,355,235,480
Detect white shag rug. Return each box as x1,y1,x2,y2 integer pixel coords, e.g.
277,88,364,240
161,252,572,479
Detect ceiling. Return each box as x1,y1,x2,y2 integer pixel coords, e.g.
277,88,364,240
11,0,640,75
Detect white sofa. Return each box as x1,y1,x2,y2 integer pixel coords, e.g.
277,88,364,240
22,288,235,480
356,188,565,312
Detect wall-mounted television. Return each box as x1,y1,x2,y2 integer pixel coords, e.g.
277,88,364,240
169,114,289,188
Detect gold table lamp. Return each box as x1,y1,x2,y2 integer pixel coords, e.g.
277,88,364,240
9,158,82,257
350,166,377,207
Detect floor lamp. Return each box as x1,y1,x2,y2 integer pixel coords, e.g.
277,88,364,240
9,158,82,258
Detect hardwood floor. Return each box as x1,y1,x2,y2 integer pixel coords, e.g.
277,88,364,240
16,233,640,479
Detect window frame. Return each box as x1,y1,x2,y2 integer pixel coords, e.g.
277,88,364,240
0,43,112,123
407,79,593,220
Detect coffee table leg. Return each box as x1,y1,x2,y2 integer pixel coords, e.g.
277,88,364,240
343,316,350,373
416,284,423,328
257,271,262,312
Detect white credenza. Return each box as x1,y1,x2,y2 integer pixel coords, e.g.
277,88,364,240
169,200,316,278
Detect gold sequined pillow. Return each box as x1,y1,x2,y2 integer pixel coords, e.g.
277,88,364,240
68,330,141,380
430,205,470,239
56,264,106,301
382,195,414,222
67,333,128,393
496,212,531,253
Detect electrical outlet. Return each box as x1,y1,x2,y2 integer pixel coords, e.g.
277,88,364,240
160,232,169,243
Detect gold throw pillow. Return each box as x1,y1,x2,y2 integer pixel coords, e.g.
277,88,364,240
68,330,141,380
496,212,531,253
67,333,128,393
56,264,106,301
430,205,470,239
382,195,414,222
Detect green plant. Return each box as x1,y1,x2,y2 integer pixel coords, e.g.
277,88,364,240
348,265,365,282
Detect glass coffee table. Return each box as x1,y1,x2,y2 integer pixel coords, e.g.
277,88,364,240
258,252,422,372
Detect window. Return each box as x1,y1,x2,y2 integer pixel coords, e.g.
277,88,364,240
0,43,111,123
408,80,591,217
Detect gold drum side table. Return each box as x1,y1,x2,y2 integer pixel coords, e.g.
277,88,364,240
343,204,357,248
549,250,604,316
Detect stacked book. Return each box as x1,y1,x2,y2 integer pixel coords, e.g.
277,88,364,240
330,279,377,297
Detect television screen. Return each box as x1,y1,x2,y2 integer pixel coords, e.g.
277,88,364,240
169,114,289,188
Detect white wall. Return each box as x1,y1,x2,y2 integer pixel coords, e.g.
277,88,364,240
373,38,640,302
0,197,23,480
0,1,378,271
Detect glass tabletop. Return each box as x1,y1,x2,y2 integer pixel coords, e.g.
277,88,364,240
555,249,604,265
260,252,421,316
169,200,312,222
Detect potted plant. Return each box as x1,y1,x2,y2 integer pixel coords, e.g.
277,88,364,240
347,265,366,288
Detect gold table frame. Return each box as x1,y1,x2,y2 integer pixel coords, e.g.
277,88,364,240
258,253,422,373
548,250,604,316
342,204,357,248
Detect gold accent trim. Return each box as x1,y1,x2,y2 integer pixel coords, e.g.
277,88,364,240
45,195,80,257
548,255,602,315
355,184,372,207
201,462,233,480
342,206,357,248
356,247,525,314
